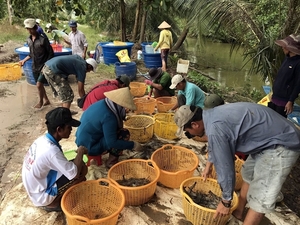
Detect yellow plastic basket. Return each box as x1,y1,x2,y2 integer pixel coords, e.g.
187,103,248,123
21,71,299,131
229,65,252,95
156,96,177,113
61,179,125,225
129,82,147,97
124,115,154,143
153,113,178,140
0,63,22,81
134,97,157,115
108,159,160,206
151,144,199,188
180,177,238,225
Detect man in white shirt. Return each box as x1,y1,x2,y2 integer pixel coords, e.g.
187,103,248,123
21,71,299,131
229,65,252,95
22,107,88,212
65,20,88,59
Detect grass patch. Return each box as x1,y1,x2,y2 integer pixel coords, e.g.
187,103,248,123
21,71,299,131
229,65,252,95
95,63,116,79
0,23,27,44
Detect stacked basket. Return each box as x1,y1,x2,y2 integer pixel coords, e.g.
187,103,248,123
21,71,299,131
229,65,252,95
153,113,178,140
156,96,177,113
129,82,147,97
133,97,156,115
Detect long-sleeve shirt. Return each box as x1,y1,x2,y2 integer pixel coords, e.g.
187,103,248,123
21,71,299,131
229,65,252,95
155,29,173,50
75,99,134,155
203,102,300,201
178,81,205,108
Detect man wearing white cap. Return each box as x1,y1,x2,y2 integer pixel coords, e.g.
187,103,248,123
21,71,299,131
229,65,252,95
42,55,97,114
174,103,300,225
154,21,173,71
170,74,205,110
268,34,300,118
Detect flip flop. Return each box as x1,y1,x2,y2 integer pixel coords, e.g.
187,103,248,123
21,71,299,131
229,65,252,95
41,205,62,212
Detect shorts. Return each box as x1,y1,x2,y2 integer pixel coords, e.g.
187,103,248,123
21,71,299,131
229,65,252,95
33,71,48,84
242,146,300,214
42,65,74,103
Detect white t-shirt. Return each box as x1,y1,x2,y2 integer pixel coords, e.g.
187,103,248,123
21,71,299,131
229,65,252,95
22,135,78,206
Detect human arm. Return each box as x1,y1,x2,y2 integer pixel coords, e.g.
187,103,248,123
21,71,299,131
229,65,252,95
145,80,164,91
73,146,88,178
81,33,88,59
285,101,294,115
154,31,164,51
44,38,54,60
19,55,31,66
202,160,213,180
77,81,85,97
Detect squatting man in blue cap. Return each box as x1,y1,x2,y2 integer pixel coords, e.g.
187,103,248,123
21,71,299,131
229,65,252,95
174,102,300,225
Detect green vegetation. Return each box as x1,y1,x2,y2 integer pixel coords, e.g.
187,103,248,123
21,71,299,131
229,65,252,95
0,23,27,44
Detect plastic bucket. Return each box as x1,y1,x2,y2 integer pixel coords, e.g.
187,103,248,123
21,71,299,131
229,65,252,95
115,62,137,81
100,42,134,65
141,42,153,53
143,52,162,68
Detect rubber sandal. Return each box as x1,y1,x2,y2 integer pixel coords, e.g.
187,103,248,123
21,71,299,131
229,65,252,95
41,205,62,212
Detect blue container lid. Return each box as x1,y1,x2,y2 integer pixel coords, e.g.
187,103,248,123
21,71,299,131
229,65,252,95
100,42,134,48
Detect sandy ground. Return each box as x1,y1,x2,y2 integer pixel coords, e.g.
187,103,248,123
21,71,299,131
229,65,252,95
0,41,299,225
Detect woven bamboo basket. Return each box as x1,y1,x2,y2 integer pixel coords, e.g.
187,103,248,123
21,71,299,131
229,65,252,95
156,96,177,112
124,115,154,143
180,177,238,225
206,154,245,191
0,63,22,81
61,179,125,225
151,144,199,188
153,113,178,140
129,82,147,97
108,159,160,206
134,97,156,115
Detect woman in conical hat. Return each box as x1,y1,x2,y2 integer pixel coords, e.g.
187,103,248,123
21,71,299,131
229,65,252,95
154,21,173,71
75,87,142,168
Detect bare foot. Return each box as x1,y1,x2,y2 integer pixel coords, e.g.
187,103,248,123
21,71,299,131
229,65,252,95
232,207,248,222
34,102,43,108
43,101,50,106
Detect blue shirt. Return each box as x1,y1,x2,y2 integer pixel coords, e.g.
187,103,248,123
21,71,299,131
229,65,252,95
45,55,86,83
178,81,205,108
204,102,300,201
75,100,134,155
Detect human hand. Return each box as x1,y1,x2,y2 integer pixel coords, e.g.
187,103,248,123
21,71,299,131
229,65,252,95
132,141,143,152
77,146,88,155
285,101,293,115
213,201,231,220
202,161,213,181
19,60,24,66
144,80,153,85
82,53,86,60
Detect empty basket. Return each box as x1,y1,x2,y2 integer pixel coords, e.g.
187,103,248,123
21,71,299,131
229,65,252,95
61,178,125,225
134,97,156,115
180,177,238,225
156,96,177,113
108,159,160,205
151,144,199,188
130,82,147,97
124,115,154,143
153,113,178,140
0,63,22,81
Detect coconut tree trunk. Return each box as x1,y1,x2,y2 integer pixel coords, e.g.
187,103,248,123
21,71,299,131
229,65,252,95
172,26,189,51
281,0,300,37
7,0,12,25
138,8,147,44
120,0,126,41
132,0,141,41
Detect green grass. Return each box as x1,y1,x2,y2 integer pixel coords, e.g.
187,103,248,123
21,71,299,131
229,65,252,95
0,23,27,44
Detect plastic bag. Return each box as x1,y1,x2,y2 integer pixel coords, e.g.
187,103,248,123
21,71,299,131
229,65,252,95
116,49,131,62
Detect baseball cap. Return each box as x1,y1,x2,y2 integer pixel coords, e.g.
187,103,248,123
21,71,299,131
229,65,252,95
45,107,81,128
86,58,98,72
24,18,36,29
204,94,224,109
170,74,184,89
117,75,131,87
36,19,41,24
174,105,201,137
69,20,77,27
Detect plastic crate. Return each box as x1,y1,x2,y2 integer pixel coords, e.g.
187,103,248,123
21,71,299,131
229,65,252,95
129,82,147,97
0,63,22,81
63,150,88,164
153,113,178,140
134,97,156,115
108,159,160,206
51,44,63,52
151,144,199,188
61,179,125,225
124,115,154,143
176,59,190,74
180,177,238,225
156,96,177,113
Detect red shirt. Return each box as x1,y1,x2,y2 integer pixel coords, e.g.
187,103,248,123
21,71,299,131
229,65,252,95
82,80,119,110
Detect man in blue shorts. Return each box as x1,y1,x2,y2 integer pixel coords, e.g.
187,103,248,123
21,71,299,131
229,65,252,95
174,102,300,225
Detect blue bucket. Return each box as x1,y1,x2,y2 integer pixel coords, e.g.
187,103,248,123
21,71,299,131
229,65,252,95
100,42,134,65
15,47,72,85
143,52,162,68
115,62,137,81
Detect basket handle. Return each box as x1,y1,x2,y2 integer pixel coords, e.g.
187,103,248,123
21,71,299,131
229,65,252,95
162,144,174,150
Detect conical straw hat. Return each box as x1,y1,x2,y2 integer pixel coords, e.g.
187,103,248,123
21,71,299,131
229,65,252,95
104,87,136,110
158,21,171,29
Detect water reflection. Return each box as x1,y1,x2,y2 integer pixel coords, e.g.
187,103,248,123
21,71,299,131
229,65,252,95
185,38,265,92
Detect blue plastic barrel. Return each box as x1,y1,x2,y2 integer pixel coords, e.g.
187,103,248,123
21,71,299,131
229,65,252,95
115,62,137,81
143,52,162,68
15,47,72,85
100,42,134,65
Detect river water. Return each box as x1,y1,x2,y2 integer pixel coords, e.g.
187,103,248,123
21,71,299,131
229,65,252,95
185,38,266,93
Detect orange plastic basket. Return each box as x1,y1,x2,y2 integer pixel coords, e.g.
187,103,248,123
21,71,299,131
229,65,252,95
180,177,238,225
134,97,157,115
153,113,178,140
61,179,125,225
206,154,245,191
124,115,154,143
129,82,147,97
156,96,177,113
108,159,160,206
151,144,199,188
0,63,22,81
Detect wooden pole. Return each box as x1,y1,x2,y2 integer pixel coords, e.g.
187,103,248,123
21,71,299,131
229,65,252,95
7,0,13,25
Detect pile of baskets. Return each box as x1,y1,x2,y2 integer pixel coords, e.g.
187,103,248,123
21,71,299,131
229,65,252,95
153,113,178,140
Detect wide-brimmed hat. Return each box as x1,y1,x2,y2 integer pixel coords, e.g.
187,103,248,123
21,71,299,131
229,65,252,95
158,21,171,29
24,18,36,29
104,87,136,110
204,94,224,109
148,68,163,80
45,107,81,128
169,74,185,89
275,34,300,55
